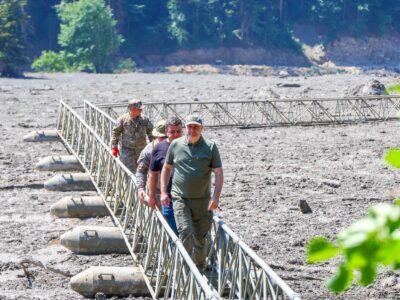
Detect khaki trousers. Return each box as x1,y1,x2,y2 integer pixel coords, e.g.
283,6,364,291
172,195,213,272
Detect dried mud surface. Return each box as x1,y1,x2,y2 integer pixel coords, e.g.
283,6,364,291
1,72,400,299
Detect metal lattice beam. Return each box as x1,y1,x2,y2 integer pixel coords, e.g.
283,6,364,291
83,95,400,129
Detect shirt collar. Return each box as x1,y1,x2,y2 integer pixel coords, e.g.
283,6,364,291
184,135,203,146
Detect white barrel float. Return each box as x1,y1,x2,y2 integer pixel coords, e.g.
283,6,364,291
70,266,149,298
36,155,84,172
23,129,60,142
60,226,129,254
51,196,108,218
44,173,95,191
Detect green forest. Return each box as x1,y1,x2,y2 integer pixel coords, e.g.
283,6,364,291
1,0,400,76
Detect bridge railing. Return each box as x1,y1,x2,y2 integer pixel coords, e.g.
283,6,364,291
82,99,301,300
57,100,220,300
86,95,400,128
208,217,300,299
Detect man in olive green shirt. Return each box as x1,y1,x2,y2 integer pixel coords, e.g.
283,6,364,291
160,115,224,272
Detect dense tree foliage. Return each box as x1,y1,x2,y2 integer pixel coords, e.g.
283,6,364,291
0,0,28,77
32,0,123,73
3,0,400,72
57,0,123,72
26,0,400,58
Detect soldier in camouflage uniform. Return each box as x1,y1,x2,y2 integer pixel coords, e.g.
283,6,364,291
111,99,154,173
135,120,167,204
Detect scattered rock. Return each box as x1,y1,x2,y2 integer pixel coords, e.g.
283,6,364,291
276,83,301,88
18,123,34,128
257,87,280,99
382,276,397,288
321,179,341,188
288,258,303,265
301,87,313,94
5,97,20,102
0,86,12,93
278,70,289,78
347,79,386,96
292,239,305,247
299,200,312,214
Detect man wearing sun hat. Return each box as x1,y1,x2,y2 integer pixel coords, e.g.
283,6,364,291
160,114,224,272
111,99,154,173
135,119,167,204
148,116,183,236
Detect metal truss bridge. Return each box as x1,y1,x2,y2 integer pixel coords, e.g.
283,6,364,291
59,95,400,299
89,95,400,132
57,100,301,300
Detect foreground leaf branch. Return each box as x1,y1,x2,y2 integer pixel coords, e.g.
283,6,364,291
306,148,400,293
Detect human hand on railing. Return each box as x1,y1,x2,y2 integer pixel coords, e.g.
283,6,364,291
138,189,146,204
111,147,119,157
161,193,171,207
148,195,158,209
208,196,219,211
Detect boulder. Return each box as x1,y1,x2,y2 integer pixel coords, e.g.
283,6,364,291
347,79,386,96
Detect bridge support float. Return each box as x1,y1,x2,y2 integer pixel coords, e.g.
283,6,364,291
70,266,149,298
44,173,95,191
36,155,83,172
51,196,108,218
61,226,128,254
23,129,60,142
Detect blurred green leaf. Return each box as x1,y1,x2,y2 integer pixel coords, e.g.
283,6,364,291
327,264,353,293
385,84,400,95
385,149,400,169
346,247,369,269
378,239,400,265
359,263,376,286
307,236,338,263
338,219,376,248
307,201,400,293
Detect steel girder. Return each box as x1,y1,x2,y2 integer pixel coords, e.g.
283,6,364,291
86,95,400,128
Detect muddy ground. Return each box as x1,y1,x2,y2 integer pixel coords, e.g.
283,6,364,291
1,71,400,299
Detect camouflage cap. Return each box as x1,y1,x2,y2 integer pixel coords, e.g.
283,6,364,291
152,120,167,137
185,114,203,126
128,99,142,109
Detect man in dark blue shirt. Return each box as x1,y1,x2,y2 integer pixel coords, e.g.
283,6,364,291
148,116,182,235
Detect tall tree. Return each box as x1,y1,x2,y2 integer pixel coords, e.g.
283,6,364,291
56,0,123,72
122,0,173,54
25,0,60,58
0,0,28,77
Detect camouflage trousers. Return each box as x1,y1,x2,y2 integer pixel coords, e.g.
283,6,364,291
120,148,140,173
